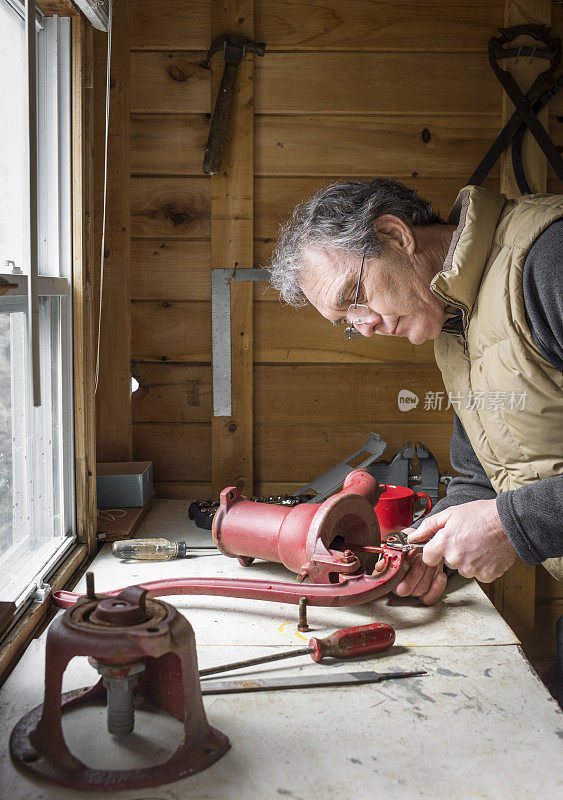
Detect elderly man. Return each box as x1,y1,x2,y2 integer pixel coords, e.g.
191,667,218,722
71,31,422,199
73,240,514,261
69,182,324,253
269,179,563,605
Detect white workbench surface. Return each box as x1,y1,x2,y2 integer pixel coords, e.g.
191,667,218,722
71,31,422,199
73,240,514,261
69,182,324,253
1,499,562,800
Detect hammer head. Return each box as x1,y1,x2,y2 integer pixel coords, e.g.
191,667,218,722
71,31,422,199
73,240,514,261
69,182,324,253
202,34,266,68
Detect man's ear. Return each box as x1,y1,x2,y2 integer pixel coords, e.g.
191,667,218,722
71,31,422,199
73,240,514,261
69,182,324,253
373,214,416,255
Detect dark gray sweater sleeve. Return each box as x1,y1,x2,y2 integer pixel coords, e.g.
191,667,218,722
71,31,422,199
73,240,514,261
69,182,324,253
496,219,563,564
412,219,563,565
496,476,562,563
410,414,496,529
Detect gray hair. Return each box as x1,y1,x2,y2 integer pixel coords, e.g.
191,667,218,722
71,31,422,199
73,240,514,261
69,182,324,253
269,178,444,306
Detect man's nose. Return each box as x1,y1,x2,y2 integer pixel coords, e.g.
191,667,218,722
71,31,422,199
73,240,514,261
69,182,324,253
353,310,382,337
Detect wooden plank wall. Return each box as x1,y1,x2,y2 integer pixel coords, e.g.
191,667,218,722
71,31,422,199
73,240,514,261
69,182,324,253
128,0,506,502
93,0,133,463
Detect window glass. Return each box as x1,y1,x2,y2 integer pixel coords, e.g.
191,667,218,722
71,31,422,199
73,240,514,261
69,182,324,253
0,297,68,602
0,7,75,608
0,1,27,273
0,309,17,561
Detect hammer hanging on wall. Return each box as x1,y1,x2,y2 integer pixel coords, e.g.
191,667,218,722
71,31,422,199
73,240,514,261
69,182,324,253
201,35,266,175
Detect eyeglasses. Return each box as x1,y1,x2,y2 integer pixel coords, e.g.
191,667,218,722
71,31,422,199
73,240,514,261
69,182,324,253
344,252,370,340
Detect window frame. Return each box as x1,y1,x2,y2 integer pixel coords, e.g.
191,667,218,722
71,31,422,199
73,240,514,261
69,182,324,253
0,4,80,636
36,12,77,577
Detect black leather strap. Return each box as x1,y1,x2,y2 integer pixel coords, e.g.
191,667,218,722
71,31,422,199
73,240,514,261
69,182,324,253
468,26,563,191
511,74,563,193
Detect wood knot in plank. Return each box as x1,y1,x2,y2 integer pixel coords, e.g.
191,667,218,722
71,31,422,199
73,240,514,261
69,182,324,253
167,64,187,82
163,204,190,227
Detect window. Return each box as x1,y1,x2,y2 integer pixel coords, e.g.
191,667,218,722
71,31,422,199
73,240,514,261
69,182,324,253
0,3,75,611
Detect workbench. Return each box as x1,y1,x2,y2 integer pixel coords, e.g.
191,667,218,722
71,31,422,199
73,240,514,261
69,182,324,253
1,499,562,799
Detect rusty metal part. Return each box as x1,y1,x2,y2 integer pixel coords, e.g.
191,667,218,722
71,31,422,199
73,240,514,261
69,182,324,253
202,34,266,174
86,570,96,598
10,576,229,791
298,596,310,633
212,469,385,584
341,549,356,564
52,471,406,613
52,548,405,610
92,584,149,625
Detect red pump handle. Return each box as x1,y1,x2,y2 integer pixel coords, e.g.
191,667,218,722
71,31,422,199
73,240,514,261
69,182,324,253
51,548,405,610
309,622,395,662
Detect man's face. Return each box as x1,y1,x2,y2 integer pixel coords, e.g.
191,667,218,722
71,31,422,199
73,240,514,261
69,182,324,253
299,243,449,345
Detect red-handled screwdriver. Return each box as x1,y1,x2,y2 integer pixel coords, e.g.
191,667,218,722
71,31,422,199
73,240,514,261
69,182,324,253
199,623,395,677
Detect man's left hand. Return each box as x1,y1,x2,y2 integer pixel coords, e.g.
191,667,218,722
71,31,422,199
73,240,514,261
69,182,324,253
405,499,518,583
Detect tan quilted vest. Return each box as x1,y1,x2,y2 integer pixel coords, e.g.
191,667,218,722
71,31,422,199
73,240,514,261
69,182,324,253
431,186,563,580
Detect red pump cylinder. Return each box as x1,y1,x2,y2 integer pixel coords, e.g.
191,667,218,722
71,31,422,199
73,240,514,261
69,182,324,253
212,469,385,583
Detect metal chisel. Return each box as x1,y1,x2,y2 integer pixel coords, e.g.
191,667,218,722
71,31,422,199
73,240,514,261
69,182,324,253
200,669,427,695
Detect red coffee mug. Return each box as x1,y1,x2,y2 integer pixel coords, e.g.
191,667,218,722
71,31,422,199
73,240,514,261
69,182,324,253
375,484,432,538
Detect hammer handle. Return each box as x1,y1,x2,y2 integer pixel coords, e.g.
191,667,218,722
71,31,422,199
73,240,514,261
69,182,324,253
203,62,238,175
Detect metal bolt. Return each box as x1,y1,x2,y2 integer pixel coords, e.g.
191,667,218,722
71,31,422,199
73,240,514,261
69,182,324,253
86,572,96,599
103,675,138,736
341,549,356,564
297,596,310,633
94,660,145,737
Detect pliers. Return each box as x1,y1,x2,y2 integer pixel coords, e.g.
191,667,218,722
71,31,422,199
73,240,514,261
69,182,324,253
384,531,426,552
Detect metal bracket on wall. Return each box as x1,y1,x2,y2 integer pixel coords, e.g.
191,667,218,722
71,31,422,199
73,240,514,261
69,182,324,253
211,268,270,417
366,442,441,505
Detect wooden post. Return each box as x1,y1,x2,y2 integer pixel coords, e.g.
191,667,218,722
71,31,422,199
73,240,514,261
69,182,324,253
36,1,80,15
72,18,96,551
210,1,254,496
494,0,551,641
94,0,133,462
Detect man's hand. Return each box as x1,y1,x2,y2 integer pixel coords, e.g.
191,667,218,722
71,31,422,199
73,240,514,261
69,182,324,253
394,550,447,605
374,548,447,605
406,499,518,583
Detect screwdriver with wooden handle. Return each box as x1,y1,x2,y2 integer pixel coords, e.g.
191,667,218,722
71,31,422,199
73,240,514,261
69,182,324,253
199,622,396,677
